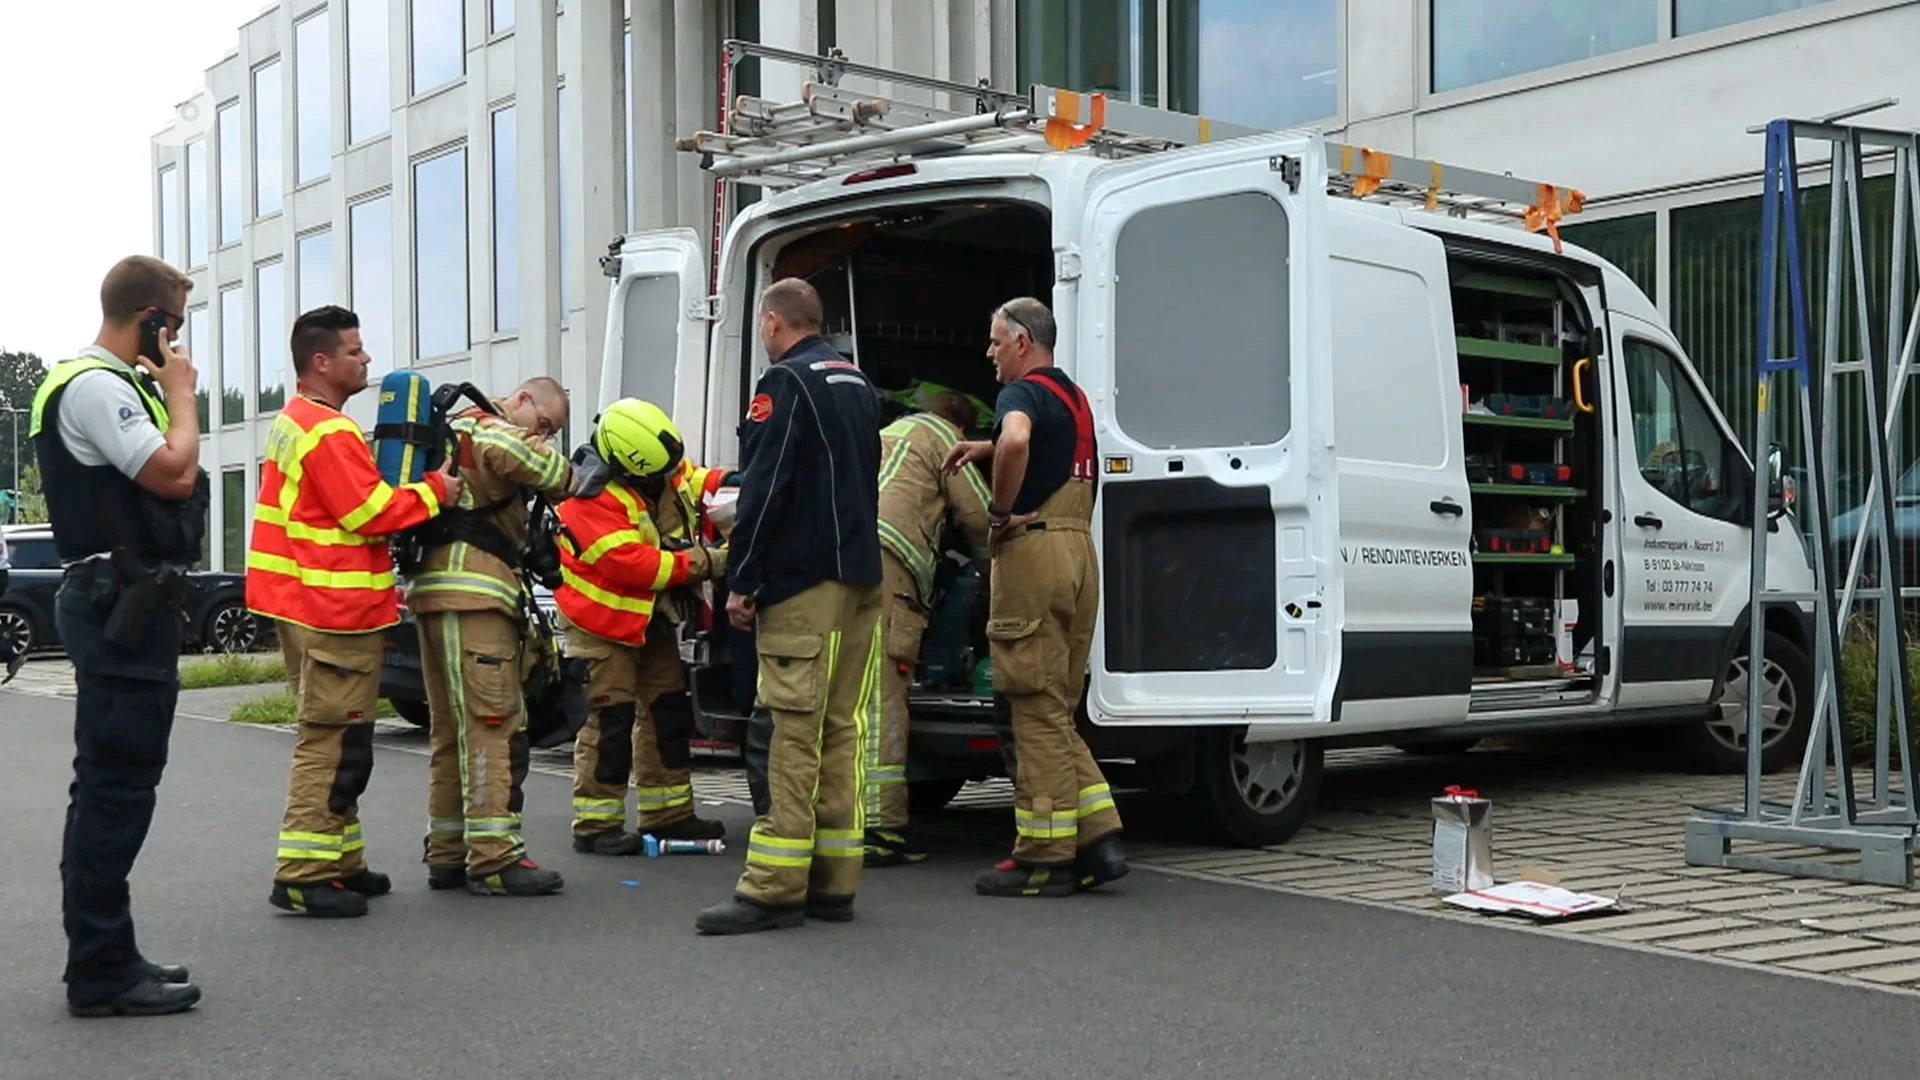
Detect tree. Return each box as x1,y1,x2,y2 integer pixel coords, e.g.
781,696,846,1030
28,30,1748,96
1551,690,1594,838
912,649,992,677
11,462,47,524
0,350,48,497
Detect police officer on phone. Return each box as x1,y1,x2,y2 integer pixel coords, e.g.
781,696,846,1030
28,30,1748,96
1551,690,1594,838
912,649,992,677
29,255,210,1017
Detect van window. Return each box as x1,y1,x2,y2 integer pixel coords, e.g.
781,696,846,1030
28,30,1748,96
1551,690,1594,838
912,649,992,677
1113,191,1290,450
616,276,680,413
1331,257,1447,468
9,538,59,569
1623,338,1744,523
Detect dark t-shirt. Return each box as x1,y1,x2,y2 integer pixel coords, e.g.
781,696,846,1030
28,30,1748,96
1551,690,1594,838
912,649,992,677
992,367,1080,516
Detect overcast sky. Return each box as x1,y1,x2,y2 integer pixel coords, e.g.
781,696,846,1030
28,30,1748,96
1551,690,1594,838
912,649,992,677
0,0,270,363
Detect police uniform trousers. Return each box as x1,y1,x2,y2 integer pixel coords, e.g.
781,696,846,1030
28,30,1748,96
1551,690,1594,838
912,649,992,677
871,551,925,833
273,622,387,884
569,621,696,836
420,609,532,877
56,571,183,1007
989,479,1122,867
734,580,885,909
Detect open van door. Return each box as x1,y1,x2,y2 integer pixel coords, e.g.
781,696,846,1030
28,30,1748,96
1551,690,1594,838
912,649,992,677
1074,133,1341,726
597,227,710,437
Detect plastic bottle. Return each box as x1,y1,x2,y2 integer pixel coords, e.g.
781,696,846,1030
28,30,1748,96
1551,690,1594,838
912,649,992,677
643,834,727,857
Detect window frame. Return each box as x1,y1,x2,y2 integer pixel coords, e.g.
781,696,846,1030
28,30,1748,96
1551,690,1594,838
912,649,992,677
216,99,244,247
490,102,519,335
1621,334,1753,526
294,11,332,187
157,163,181,268
411,145,471,360
220,467,249,573
347,0,393,146
409,0,467,98
252,57,285,220
218,281,249,428
256,258,288,415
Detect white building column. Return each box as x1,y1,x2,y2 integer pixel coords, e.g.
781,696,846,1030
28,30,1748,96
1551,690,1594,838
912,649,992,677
1337,0,1418,153
629,2,675,232
575,0,626,419
515,0,562,402
672,0,718,263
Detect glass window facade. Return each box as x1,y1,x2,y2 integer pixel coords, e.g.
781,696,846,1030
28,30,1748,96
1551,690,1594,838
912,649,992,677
257,260,287,414
492,105,519,333
350,195,395,379
220,283,247,425
1559,213,1658,301
412,0,465,95
492,0,513,34
1675,0,1835,35
158,165,180,267
254,60,283,217
1167,0,1337,128
187,306,210,435
349,0,392,143
186,140,209,267
1018,0,1158,107
413,148,470,358
298,229,334,314
296,13,331,184
1431,0,1658,92
222,469,247,571
218,102,243,244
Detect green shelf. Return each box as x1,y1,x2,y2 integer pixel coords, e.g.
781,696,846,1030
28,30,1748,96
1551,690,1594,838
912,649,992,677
1455,271,1560,300
1456,336,1561,366
1462,414,1575,432
1473,553,1577,566
1470,483,1584,498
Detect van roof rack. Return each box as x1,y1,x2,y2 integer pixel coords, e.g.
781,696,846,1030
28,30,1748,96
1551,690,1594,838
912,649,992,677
681,41,1586,242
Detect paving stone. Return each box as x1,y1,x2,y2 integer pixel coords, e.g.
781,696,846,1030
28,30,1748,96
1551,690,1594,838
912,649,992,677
1349,883,1446,902
1649,885,1782,907
1553,909,1701,934
1748,901,1897,922
1688,894,1808,914
1808,883,1907,898
1652,926,1818,953
1862,925,1920,944
1781,945,1920,974
1800,909,1920,933
1615,879,1735,900
1245,868,1402,889
1601,917,1755,943
1716,936,1884,963
1847,961,1920,985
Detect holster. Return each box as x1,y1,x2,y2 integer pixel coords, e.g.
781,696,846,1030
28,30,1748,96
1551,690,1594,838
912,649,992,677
97,549,188,650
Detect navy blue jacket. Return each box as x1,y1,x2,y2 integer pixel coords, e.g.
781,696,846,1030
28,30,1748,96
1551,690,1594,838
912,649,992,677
727,335,883,609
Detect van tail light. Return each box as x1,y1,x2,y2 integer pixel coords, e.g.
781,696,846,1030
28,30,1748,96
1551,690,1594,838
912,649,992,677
968,737,1000,752
843,163,916,185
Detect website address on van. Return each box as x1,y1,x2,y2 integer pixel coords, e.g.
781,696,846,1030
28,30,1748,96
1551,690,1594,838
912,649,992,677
1643,600,1714,613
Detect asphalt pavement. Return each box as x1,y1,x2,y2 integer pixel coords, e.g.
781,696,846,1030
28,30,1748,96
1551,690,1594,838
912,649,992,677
3,690,1914,1080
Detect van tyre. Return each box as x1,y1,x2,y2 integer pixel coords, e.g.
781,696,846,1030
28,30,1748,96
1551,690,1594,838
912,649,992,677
390,697,431,728
1678,629,1813,775
1193,729,1323,848
907,778,966,816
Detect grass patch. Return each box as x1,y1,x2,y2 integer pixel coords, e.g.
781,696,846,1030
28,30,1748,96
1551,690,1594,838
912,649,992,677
1837,617,1920,752
228,692,400,725
180,652,287,690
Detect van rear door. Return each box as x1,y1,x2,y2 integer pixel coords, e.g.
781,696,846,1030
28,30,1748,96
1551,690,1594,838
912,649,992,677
1072,133,1340,725
597,227,710,436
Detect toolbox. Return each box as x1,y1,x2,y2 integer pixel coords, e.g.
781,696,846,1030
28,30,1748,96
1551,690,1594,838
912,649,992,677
1475,633,1555,667
1497,461,1574,486
1481,393,1577,420
1466,453,1497,484
1474,527,1554,555
1472,595,1551,637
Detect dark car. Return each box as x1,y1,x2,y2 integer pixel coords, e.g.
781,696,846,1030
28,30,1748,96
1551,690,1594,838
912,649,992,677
0,524,269,658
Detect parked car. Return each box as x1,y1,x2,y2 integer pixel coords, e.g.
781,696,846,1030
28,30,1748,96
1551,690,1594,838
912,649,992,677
0,524,270,657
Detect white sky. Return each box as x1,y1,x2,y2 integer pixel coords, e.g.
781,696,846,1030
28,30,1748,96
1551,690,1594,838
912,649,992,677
0,0,270,363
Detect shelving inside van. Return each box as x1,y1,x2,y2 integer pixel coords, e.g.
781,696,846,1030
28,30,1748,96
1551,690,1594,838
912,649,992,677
1450,261,1604,701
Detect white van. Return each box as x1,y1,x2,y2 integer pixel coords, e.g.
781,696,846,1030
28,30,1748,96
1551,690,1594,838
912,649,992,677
598,65,1816,846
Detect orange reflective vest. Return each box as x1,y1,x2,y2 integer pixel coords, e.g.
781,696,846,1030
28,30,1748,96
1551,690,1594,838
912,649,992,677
246,394,450,633
553,480,697,645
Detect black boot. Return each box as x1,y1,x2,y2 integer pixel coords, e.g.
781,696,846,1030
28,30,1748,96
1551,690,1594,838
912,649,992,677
695,896,805,935
142,961,190,984
466,858,565,897
68,976,202,1018
1074,832,1130,891
864,827,928,867
573,829,647,856
805,894,855,923
342,869,393,897
649,815,727,841
974,858,1076,898
270,879,370,917
426,865,468,890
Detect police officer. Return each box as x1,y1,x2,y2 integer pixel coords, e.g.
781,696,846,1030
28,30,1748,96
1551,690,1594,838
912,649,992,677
696,277,886,935
31,255,208,1016
943,297,1128,898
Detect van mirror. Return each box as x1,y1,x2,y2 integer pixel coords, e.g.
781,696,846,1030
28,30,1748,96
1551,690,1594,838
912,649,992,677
1766,443,1792,520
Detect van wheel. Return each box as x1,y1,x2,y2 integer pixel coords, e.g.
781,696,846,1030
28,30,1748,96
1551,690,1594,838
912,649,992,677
1677,630,1812,774
908,778,967,816
390,697,431,728
1193,729,1323,847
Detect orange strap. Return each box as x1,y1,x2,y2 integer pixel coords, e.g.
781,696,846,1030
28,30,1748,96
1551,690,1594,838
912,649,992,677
1044,91,1106,150
1524,184,1587,254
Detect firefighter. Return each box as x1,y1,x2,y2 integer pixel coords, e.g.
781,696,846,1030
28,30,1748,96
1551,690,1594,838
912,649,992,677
34,256,208,1017
248,305,461,918
943,297,1128,898
696,277,886,936
866,391,993,866
555,398,731,855
410,376,577,896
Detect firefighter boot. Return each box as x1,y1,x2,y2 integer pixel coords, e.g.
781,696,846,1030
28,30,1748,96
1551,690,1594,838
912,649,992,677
573,829,647,856
466,858,565,897
806,895,855,923
649,815,727,842
343,869,393,897
426,865,468,889
864,827,928,867
270,879,371,917
973,859,1077,898
1074,832,1130,891
695,897,806,936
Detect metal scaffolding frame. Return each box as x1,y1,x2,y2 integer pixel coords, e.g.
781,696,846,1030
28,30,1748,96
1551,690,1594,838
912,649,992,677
1684,108,1920,886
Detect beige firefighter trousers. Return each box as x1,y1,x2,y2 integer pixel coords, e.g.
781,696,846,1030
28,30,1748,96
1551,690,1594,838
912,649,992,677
420,610,531,876
273,623,387,884
872,552,925,833
568,622,694,835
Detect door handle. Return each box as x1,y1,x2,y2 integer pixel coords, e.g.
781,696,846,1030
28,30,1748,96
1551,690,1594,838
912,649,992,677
1634,513,1663,529
1430,499,1465,518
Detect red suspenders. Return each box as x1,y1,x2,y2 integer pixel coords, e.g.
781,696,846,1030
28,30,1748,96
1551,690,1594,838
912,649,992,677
1021,371,1097,482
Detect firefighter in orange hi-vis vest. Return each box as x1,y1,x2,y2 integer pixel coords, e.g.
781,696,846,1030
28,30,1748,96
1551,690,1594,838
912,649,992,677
246,305,461,919
555,398,732,856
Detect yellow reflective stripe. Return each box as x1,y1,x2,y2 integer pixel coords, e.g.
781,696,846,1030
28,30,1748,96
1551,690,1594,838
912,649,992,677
746,827,813,868
409,570,523,607
579,529,649,565
955,450,992,507
573,798,626,821
876,433,917,492
277,829,346,861
558,566,657,615
877,519,935,601
253,503,376,546
246,550,396,591
428,817,465,836
1077,783,1117,818
814,827,865,858
339,484,396,531
342,823,366,853
634,785,692,809
1014,808,1079,839
464,421,568,490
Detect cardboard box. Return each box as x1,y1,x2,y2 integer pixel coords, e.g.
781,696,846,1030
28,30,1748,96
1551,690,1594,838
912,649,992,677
1431,785,1494,894
704,489,740,540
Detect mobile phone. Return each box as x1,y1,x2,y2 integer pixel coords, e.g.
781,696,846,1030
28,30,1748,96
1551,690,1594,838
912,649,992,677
139,312,169,367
